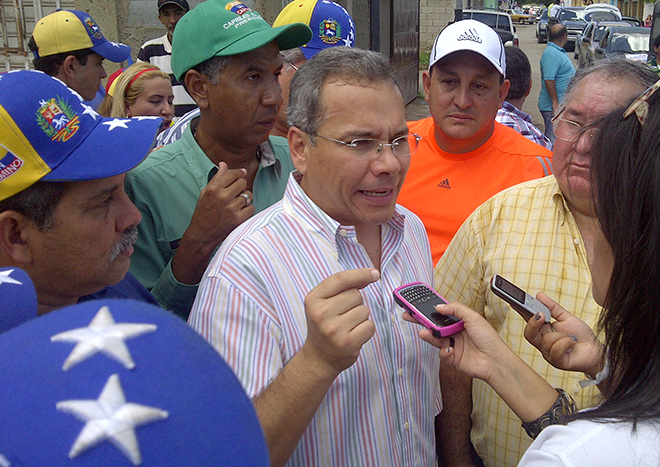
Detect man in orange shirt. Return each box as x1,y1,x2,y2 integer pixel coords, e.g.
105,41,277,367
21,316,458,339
398,20,552,264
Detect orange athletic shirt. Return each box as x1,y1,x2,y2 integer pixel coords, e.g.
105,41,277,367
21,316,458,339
398,118,553,264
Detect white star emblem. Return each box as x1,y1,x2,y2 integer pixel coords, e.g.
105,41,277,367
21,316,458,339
57,374,168,465
82,103,99,120
0,269,22,286
110,41,122,48
51,305,157,370
102,118,131,131
342,30,354,47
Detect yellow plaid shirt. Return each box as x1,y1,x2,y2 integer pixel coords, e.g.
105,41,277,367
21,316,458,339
435,175,602,467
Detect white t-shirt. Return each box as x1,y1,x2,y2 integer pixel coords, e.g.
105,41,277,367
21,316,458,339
549,4,561,18
519,418,660,466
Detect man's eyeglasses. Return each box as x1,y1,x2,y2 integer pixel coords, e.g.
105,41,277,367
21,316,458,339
551,106,601,143
310,133,422,160
282,57,299,71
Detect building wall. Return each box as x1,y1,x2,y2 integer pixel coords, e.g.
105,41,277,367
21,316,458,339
420,0,454,49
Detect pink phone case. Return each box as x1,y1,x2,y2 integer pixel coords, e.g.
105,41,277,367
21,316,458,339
393,282,464,337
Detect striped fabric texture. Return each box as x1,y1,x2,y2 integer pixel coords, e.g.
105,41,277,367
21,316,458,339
435,175,602,467
189,174,442,466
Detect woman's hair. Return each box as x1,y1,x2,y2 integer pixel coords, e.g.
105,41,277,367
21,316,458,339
109,62,170,118
581,79,660,427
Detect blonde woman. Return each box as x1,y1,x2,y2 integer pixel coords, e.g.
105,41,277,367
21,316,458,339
110,62,174,132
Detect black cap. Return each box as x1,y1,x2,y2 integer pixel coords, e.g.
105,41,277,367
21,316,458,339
158,0,190,12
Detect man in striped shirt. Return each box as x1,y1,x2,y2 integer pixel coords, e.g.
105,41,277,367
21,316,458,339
137,0,196,117
189,47,441,466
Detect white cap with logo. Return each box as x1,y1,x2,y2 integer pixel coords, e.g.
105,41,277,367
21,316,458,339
429,19,506,77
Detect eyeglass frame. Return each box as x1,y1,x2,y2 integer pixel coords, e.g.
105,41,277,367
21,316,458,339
282,57,300,71
551,105,603,143
309,132,423,159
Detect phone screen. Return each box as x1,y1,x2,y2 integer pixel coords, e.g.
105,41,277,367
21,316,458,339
495,275,526,304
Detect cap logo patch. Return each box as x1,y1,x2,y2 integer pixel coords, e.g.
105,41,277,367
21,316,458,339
83,16,103,40
0,150,24,182
36,97,80,142
223,1,260,29
225,1,251,16
319,19,342,44
457,28,482,44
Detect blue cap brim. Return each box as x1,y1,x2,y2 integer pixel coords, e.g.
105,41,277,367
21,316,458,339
91,40,131,63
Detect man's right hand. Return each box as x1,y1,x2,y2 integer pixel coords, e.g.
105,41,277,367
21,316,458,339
301,269,379,377
171,162,255,286
188,161,255,246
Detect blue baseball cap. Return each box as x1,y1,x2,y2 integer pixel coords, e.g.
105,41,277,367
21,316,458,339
0,267,37,334
273,0,355,59
0,70,162,201
0,299,270,466
31,10,131,62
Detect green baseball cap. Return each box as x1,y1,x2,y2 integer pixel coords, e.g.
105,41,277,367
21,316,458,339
171,0,312,82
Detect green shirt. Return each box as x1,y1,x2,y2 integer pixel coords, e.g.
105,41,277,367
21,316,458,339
125,123,294,318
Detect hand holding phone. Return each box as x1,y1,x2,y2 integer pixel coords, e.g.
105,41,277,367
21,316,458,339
393,282,464,337
490,275,554,329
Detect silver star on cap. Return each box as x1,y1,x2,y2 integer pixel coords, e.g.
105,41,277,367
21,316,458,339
102,118,131,131
0,269,22,286
51,305,157,371
57,374,168,466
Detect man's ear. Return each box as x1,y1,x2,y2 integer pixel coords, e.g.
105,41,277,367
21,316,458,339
287,126,310,175
184,69,210,109
422,70,432,103
499,79,511,107
524,78,533,99
0,211,35,267
54,55,78,88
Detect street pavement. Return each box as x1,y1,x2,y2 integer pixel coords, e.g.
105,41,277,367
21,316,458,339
405,22,579,132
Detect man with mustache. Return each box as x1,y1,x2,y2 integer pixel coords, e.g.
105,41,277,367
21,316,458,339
0,70,162,316
125,0,312,318
397,20,552,265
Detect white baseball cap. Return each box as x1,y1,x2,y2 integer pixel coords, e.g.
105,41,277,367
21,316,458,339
429,19,506,77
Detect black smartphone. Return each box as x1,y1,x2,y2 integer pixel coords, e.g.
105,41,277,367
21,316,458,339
393,282,464,337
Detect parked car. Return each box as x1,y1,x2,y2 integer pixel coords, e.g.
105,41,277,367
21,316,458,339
556,6,587,51
506,8,536,24
536,8,549,43
622,16,642,26
462,9,520,47
593,25,650,63
577,20,628,66
584,3,622,21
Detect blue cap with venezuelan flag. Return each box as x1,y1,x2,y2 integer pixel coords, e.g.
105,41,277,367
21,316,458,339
0,70,161,202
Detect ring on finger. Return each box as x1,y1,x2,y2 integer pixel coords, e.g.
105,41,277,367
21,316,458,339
239,192,251,207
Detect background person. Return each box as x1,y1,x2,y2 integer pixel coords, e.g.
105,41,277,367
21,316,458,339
126,0,311,318
158,0,355,145
28,9,131,102
397,19,552,264
539,24,575,144
138,0,196,117
110,62,175,133
495,46,552,149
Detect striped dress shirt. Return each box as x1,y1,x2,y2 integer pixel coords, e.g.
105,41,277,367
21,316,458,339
435,176,602,467
189,173,441,466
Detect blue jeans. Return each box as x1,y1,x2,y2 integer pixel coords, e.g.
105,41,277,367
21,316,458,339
541,110,556,145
